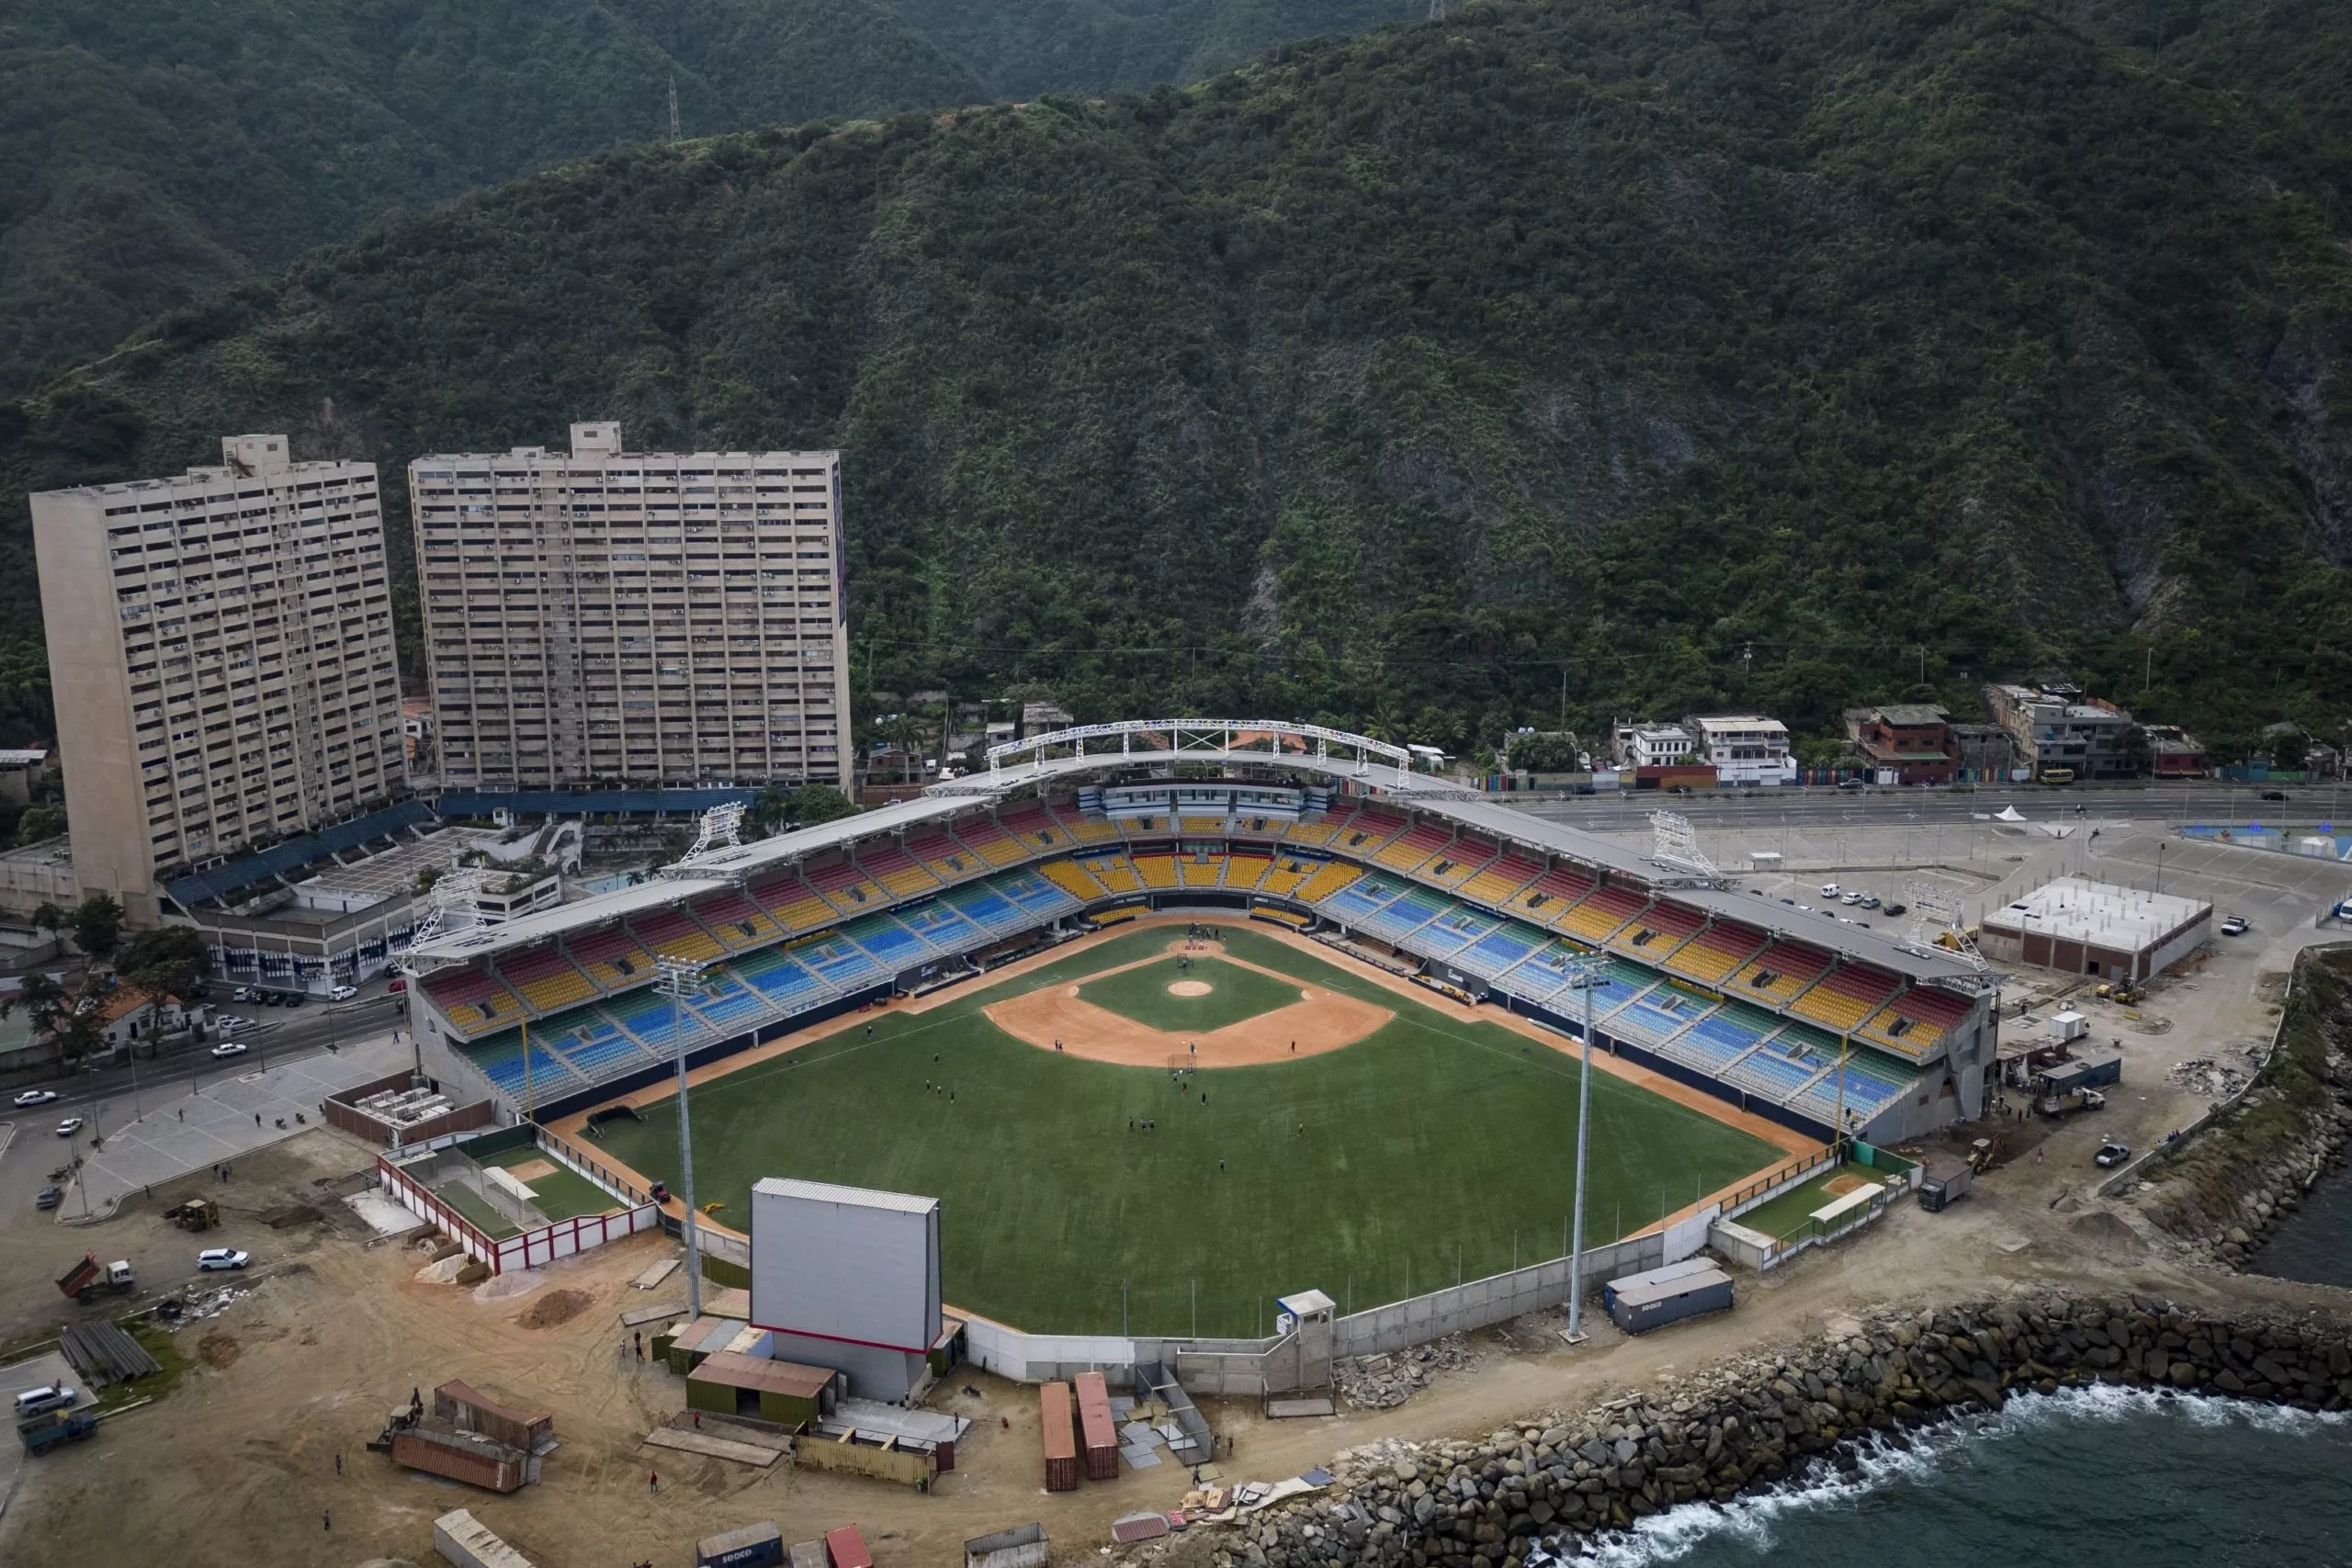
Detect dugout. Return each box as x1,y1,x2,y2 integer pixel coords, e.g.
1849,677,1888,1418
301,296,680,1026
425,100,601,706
686,1351,839,1427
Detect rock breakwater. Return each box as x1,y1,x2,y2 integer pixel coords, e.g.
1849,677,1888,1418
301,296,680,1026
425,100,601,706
1168,1294,2352,1568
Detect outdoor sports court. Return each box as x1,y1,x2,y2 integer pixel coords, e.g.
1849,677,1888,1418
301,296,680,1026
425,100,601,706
576,917,1805,1337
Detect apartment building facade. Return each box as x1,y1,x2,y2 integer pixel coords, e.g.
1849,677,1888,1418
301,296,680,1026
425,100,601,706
1687,714,1796,785
411,424,851,793
31,436,406,924
1984,682,2134,781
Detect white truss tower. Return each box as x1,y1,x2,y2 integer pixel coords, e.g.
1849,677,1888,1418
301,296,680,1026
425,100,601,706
1900,878,1989,973
1646,809,1722,885
680,801,748,863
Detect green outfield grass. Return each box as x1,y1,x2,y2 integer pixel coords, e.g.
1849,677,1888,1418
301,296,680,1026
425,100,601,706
593,925,1783,1336
1076,953,1304,1032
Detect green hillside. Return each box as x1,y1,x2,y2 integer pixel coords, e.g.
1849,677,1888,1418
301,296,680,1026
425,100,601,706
2,0,2347,756
0,0,1419,394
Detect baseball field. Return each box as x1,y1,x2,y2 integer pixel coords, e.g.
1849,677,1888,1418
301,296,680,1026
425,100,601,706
586,920,1793,1337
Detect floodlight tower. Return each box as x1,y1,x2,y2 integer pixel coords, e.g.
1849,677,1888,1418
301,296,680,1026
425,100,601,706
657,953,717,1315
1561,951,1612,1338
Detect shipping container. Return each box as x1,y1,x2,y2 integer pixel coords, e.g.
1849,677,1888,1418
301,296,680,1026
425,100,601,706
1601,1258,1718,1314
1039,1382,1079,1492
695,1520,785,1568
964,1523,1048,1568
788,1542,828,1568
1917,1157,1973,1212
391,1426,527,1493
1606,1266,1735,1335
823,1525,873,1568
435,1380,553,1455
1073,1371,1118,1482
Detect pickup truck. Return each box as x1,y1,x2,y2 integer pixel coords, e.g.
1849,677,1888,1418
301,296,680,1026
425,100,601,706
2036,1088,2108,1120
17,1409,99,1455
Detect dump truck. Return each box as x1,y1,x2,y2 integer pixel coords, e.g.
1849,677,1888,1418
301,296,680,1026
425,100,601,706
56,1254,133,1299
17,1409,99,1455
1917,1157,1974,1212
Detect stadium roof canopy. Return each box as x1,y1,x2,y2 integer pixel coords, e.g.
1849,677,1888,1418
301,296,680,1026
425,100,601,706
405,718,1988,989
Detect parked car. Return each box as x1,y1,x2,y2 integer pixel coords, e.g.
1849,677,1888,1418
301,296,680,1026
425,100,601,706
13,1385,75,1419
196,1248,251,1271
13,1089,58,1107
54,1117,84,1138
387,976,407,993
2094,1142,2132,1168
1841,891,1865,906
1838,778,1865,790
283,992,305,1008
329,985,358,1001
1860,895,1882,909
35,1186,62,1210
209,1042,248,1058
1780,897,1796,906
232,987,254,1003
1818,883,1839,897
1883,902,1909,918
2221,915,2249,936
2259,790,2288,802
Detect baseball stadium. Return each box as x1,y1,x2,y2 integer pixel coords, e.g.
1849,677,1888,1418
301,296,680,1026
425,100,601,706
401,721,1996,1336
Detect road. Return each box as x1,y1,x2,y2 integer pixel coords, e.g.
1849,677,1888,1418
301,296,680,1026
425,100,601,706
9,994,408,1115
1501,782,2348,832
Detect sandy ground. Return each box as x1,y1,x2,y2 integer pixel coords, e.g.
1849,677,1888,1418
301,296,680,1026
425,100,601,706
981,937,1392,1066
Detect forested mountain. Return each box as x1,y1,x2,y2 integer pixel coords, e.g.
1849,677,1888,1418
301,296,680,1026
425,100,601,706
1,0,2347,759
0,0,1420,394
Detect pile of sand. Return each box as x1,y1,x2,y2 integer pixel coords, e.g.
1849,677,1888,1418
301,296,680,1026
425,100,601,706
413,1253,469,1285
515,1288,594,1330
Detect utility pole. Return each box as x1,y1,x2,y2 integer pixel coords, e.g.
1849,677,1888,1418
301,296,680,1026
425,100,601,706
658,953,715,1316
667,75,681,142
1563,953,1610,1338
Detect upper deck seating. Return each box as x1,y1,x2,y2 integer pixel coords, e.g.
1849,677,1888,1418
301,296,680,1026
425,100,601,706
1790,963,1902,1033
1667,921,1770,985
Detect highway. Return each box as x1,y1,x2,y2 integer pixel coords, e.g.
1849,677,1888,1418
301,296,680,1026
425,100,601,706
1503,782,2347,833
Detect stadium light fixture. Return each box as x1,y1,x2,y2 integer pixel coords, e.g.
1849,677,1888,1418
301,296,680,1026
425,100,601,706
656,953,718,1316
1560,952,1611,1339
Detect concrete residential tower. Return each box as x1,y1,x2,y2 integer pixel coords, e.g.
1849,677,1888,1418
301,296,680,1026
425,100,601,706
411,424,850,792
30,436,405,924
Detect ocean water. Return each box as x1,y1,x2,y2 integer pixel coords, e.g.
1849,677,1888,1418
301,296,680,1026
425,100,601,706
1537,1386,2352,1568
2253,1168,2352,1290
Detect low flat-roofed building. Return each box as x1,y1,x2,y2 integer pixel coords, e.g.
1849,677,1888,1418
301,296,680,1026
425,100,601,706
1979,875,2211,985
1687,713,1796,785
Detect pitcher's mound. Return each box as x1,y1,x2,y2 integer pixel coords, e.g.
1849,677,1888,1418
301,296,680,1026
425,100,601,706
1167,980,1214,997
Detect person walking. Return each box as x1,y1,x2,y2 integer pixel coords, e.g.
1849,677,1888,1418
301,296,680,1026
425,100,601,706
650,1470,660,1495
334,1452,343,1475
322,1511,331,1533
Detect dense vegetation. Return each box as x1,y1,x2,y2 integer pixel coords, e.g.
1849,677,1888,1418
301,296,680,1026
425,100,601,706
2,0,2347,757
0,0,1419,394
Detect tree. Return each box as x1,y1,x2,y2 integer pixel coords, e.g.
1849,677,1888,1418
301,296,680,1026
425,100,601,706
70,892,124,960
0,970,108,1068
2116,725,2153,777
2268,728,2309,773
1506,732,1582,773
16,804,64,844
118,926,208,1050
29,900,64,940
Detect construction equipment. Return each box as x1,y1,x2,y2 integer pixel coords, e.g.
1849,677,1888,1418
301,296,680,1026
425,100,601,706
2093,982,2142,1006
1966,1135,2003,1174
164,1198,219,1233
17,1409,99,1455
55,1254,133,1300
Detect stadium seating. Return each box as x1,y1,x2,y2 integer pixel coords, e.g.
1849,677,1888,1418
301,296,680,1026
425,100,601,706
1057,812,1123,845
1332,807,1408,855
1607,898,1703,961
1557,886,1648,943
859,844,940,899
1735,941,1831,1002
1790,963,1902,1033
1672,1001,1781,1072
1418,838,1498,889
1374,823,1453,874
1311,867,1401,926
749,872,840,936
1665,921,1770,985
905,830,983,883
1224,853,1272,890
991,869,1078,917
1355,884,1454,943
1133,853,1180,890
629,908,724,964
993,803,1071,853
805,858,889,914
1256,857,1316,898
1453,919,1547,980
1178,813,1228,836
465,1026,583,1099
1724,1041,1823,1100
690,970,764,1030
1080,852,1143,894
1290,859,1363,907
1791,1043,1915,1122
896,899,986,953
423,966,526,1036
1177,853,1226,888
1505,866,1595,921
690,890,780,950
1228,815,1289,841
1280,817,1341,848
839,912,929,971
1040,859,1107,901
1856,984,1972,1059
500,946,596,1014
1412,903,1500,958
605,986,688,1048
941,879,1026,935
537,1010,648,1081
1461,852,1544,906
731,946,824,1007
566,926,652,989
791,931,885,991
1609,983,1716,1049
